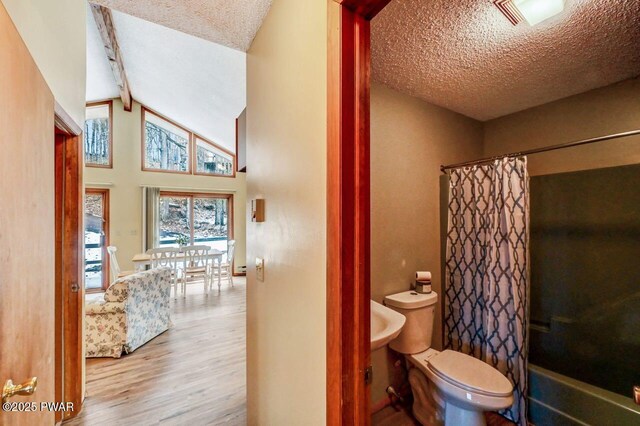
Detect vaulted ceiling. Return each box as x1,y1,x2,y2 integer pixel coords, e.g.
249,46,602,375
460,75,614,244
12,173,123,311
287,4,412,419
371,0,640,121
86,0,272,152
89,0,272,51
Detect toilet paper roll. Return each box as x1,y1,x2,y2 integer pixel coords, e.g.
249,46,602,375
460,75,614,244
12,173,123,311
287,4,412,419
416,271,431,281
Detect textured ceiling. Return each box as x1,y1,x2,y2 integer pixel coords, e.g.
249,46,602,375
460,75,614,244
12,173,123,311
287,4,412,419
86,7,246,152
372,0,640,121
89,0,272,51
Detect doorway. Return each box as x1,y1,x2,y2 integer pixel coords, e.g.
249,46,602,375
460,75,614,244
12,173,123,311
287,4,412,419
54,120,84,422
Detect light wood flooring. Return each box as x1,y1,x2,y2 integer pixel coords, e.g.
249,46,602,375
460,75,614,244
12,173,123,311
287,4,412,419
66,278,246,425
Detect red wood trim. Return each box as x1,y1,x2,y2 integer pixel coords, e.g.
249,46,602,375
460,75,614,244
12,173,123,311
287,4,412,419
85,188,110,291
338,0,393,19
328,1,378,424
61,132,84,419
85,100,113,169
54,133,64,425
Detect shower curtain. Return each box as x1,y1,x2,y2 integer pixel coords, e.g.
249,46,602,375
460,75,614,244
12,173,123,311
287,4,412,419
444,157,529,425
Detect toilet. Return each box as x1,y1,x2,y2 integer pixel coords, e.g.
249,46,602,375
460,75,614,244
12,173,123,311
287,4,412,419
385,290,514,426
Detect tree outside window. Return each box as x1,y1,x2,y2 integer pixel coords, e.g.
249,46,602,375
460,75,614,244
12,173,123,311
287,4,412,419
84,102,112,167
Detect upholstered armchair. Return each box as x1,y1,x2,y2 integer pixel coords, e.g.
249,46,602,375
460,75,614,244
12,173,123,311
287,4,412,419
85,267,172,358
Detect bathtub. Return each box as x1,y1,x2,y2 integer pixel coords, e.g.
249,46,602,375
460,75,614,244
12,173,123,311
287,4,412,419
528,364,640,425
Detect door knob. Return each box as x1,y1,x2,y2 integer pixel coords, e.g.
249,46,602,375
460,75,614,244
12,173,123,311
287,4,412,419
2,377,37,403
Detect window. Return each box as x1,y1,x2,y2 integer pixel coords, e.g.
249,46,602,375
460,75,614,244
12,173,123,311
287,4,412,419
143,109,190,173
84,189,109,292
159,193,232,253
142,107,235,176
84,102,112,167
195,137,234,176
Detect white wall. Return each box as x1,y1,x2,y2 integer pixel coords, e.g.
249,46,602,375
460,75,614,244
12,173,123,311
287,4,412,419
246,0,330,423
84,99,247,273
2,0,86,127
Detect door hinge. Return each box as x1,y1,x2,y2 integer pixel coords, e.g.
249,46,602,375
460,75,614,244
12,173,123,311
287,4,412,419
364,366,373,386
70,282,79,293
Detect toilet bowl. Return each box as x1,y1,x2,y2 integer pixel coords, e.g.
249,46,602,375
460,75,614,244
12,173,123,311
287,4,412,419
384,291,514,426
409,349,513,425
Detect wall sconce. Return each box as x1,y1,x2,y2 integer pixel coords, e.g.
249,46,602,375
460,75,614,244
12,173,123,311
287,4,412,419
251,199,265,222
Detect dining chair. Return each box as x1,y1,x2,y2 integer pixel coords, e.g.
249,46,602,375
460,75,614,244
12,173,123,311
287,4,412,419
147,247,180,298
213,240,235,291
181,245,212,296
106,246,135,284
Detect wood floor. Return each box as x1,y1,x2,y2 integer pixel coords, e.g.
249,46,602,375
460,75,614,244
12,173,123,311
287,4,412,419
372,404,517,426
66,278,246,425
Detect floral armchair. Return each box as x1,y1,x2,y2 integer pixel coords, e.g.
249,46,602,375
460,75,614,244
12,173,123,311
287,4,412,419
85,267,172,358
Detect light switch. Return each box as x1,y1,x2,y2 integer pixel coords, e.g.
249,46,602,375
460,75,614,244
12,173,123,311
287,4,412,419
256,257,264,282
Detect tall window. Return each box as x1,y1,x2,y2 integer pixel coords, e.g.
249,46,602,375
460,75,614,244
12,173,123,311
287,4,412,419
84,189,109,292
195,137,234,176
84,102,112,167
159,193,232,252
142,107,235,176
143,109,190,173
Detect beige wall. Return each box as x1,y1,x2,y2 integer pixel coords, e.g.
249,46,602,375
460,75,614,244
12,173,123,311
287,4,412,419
85,99,247,273
245,0,330,423
484,78,640,176
370,83,483,403
2,0,86,128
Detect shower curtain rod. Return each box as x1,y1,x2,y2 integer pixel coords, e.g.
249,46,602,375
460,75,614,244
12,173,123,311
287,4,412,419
440,129,640,172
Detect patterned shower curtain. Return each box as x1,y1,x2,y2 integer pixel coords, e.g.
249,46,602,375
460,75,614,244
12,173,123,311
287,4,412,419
444,157,529,425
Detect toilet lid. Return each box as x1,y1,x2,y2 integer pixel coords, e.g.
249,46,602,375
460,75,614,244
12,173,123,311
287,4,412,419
427,350,513,397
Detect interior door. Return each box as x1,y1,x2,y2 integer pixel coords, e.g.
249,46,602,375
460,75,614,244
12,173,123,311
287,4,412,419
0,4,57,425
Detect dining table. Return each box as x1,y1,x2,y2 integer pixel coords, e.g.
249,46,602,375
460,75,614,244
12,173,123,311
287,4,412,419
131,249,225,287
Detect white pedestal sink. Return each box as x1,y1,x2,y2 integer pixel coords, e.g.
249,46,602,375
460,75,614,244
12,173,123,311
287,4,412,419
371,300,406,351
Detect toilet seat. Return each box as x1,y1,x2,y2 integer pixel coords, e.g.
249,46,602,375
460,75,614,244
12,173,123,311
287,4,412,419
409,349,513,398
427,350,513,397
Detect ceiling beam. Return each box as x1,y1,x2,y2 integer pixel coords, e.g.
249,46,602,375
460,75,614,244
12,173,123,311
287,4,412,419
90,4,132,111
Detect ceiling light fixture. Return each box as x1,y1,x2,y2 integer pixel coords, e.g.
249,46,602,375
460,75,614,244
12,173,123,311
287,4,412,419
494,0,566,26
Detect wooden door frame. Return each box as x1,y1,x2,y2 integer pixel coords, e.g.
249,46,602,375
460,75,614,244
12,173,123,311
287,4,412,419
327,0,392,424
55,102,84,422
85,187,111,292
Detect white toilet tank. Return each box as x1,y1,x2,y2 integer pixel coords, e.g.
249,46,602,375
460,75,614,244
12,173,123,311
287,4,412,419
384,290,438,354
